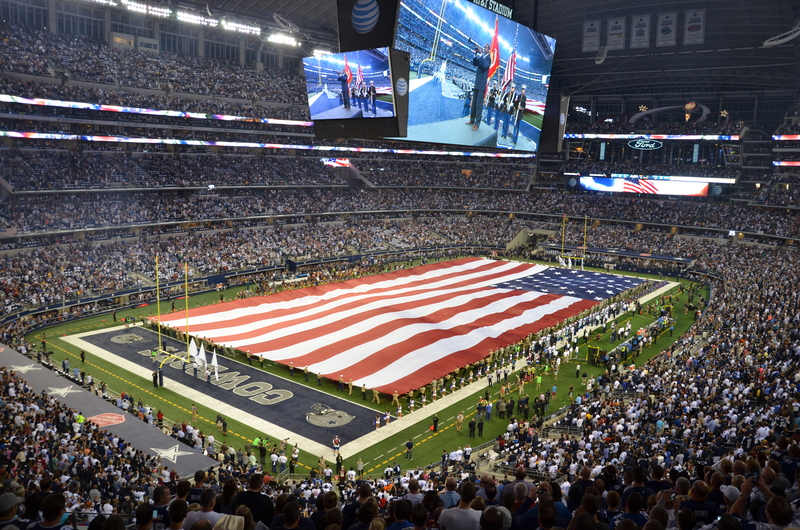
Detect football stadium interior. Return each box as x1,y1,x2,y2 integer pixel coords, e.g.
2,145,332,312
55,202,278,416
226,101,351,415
1,0,799,529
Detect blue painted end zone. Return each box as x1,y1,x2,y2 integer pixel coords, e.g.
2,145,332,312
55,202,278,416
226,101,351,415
81,328,375,446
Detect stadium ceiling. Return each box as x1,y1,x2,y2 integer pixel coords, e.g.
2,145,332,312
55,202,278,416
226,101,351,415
516,0,800,97
184,0,799,97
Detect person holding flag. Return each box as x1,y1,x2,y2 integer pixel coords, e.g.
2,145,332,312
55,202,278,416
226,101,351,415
500,84,517,138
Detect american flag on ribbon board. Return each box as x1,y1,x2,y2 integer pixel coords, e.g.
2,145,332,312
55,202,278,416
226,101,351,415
623,177,659,194
155,259,644,393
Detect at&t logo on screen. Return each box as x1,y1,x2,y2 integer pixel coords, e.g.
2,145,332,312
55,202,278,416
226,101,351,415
351,0,380,34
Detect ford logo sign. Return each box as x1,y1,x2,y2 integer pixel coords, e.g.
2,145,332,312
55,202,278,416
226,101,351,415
628,139,663,150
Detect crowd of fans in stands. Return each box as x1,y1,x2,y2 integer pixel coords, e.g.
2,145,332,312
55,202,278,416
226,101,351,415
359,160,533,190
0,151,345,190
3,189,800,238
0,26,306,104
0,78,310,122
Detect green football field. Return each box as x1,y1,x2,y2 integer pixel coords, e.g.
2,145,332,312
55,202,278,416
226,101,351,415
28,257,706,477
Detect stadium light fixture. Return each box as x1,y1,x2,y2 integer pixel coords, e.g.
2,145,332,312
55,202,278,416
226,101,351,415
268,34,297,46
120,0,171,17
221,19,261,35
84,0,119,6
176,11,219,27
121,0,167,16
313,49,332,57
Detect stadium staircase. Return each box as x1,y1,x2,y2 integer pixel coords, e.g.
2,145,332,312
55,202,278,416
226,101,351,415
126,271,155,286
346,161,377,188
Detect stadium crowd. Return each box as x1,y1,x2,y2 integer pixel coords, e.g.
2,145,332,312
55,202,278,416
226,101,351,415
0,25,306,104
0,151,346,190
2,189,800,238
359,160,533,189
0,78,310,122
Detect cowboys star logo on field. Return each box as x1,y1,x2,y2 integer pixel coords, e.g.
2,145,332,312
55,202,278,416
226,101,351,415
306,403,355,428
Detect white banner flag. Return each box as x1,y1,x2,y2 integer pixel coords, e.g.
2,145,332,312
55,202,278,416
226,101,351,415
198,342,207,367
656,13,677,47
211,349,219,380
683,9,706,45
582,20,601,52
630,15,651,49
188,338,198,363
607,18,625,50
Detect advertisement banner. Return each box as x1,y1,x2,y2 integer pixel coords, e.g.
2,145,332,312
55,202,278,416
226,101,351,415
656,13,677,47
683,9,706,45
607,18,626,50
582,20,601,52
630,15,650,49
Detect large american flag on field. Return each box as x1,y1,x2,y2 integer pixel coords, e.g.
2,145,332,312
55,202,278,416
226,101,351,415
623,177,659,194
155,259,644,393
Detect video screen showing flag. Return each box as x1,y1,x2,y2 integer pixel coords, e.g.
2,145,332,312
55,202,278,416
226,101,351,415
156,258,643,394
321,158,351,167
392,0,555,152
302,47,395,121
580,176,709,197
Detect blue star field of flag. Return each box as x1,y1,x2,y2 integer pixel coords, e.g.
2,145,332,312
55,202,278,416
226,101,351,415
491,268,646,301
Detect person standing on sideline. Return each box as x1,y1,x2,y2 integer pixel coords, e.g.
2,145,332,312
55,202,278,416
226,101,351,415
432,414,439,432
405,439,413,460
576,363,581,379
456,412,465,433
